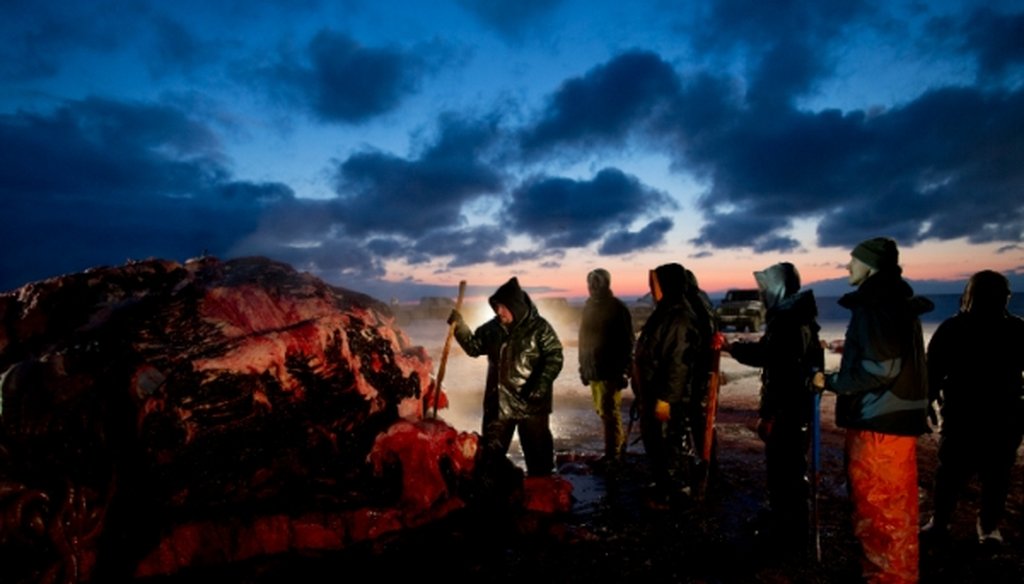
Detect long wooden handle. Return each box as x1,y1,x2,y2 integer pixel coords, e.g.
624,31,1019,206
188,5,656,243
433,280,467,417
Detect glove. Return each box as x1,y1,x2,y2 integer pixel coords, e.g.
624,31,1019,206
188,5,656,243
580,373,589,386
757,417,773,442
446,309,463,326
654,399,671,422
615,375,630,390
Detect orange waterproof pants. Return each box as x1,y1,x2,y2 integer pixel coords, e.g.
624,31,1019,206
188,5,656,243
846,429,919,584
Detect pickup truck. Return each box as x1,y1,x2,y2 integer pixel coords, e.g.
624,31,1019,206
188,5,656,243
714,288,765,332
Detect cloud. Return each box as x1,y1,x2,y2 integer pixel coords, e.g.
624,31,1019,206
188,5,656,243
945,7,1024,81
456,0,565,40
0,2,143,82
680,81,1024,253
253,29,436,123
330,114,506,237
599,217,674,255
518,50,683,156
0,97,292,290
506,167,676,249
683,0,874,108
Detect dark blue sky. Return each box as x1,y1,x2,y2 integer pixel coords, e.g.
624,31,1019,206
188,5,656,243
2,1,1022,300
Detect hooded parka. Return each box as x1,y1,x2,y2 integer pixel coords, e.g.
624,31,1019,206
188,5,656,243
454,277,564,421
731,263,824,422
632,263,702,501
578,270,634,386
823,262,933,584
728,262,823,540
827,268,933,436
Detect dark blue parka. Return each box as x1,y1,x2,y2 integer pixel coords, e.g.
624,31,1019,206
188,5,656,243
826,268,933,436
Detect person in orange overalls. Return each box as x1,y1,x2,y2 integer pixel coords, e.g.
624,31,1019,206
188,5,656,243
813,237,933,584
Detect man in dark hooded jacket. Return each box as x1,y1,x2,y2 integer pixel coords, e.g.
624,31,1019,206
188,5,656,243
922,270,1024,545
449,277,564,478
813,237,933,584
726,262,823,545
632,263,702,505
578,268,634,464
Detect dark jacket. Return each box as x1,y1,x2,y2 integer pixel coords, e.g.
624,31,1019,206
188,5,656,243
927,309,1024,435
730,287,823,422
684,269,717,405
578,283,634,386
826,268,933,436
453,278,564,420
633,264,701,406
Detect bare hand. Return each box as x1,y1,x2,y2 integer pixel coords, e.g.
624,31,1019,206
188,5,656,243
812,371,826,391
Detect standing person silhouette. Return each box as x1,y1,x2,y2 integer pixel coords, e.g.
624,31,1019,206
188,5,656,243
725,262,823,551
922,270,1024,545
578,268,634,468
448,277,564,482
813,237,933,584
633,263,702,507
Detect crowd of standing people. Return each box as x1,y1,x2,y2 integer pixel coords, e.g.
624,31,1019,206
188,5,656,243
447,236,1023,584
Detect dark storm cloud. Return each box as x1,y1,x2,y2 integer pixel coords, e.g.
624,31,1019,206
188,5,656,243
685,0,872,109
0,98,225,198
331,114,505,236
518,50,683,156
506,168,676,250
688,0,868,54
255,30,434,123
416,225,510,267
958,8,1024,79
691,86,1024,250
744,38,831,111
456,0,565,40
0,1,142,82
0,98,292,290
598,217,674,255
691,210,800,252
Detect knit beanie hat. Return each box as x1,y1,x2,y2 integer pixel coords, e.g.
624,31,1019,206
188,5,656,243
852,237,898,270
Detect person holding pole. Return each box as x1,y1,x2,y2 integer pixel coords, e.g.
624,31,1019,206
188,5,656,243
448,277,564,479
723,262,823,553
578,268,634,468
812,237,933,584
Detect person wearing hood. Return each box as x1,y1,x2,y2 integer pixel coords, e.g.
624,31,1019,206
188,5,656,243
578,268,634,466
725,262,824,548
921,270,1024,546
683,267,719,476
632,263,703,506
812,237,934,584
448,277,564,479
